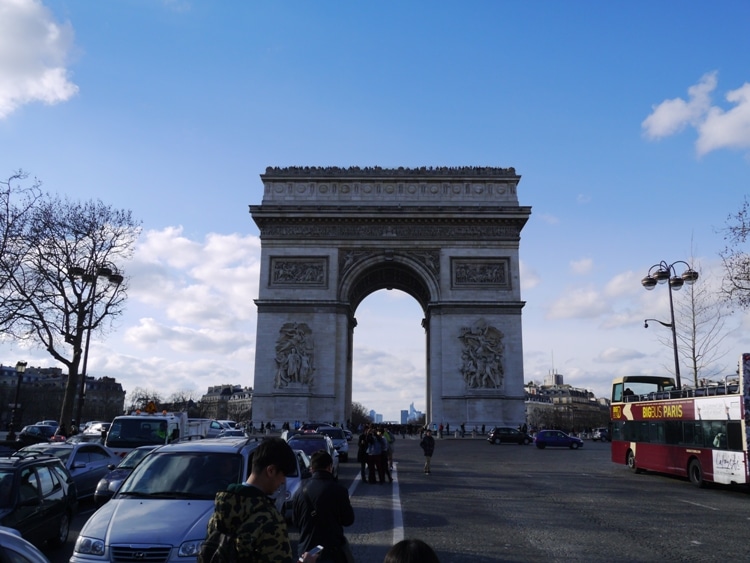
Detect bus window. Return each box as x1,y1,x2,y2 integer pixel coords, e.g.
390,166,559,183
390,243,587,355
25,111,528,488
612,383,623,402
683,422,696,446
727,421,742,451
664,420,681,445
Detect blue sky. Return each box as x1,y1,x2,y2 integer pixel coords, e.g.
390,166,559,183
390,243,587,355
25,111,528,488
2,0,750,422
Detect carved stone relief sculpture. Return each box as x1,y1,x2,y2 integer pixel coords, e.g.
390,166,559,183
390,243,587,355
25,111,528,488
270,257,327,286
274,322,315,388
458,320,505,389
452,258,509,288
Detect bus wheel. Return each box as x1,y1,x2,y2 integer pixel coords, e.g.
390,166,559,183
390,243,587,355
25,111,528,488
688,459,705,488
626,450,641,474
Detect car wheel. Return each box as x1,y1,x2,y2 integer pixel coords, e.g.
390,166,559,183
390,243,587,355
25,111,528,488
536,443,545,449
48,510,71,548
688,459,705,488
626,450,642,474
341,453,348,462
570,442,579,449
493,438,501,445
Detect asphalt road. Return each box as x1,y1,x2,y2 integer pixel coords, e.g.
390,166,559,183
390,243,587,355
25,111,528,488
44,435,750,563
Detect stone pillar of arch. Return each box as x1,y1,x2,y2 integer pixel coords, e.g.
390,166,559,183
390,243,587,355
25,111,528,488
249,166,531,429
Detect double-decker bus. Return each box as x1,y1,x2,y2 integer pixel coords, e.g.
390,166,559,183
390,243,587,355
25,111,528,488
610,353,749,487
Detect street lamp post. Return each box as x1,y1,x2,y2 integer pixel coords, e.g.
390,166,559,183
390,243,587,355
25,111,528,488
10,361,27,433
70,265,124,426
641,260,699,391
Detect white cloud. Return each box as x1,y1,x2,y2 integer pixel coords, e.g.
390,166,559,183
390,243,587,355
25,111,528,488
696,82,750,155
570,258,593,275
537,213,559,225
642,72,750,157
547,286,611,320
519,260,540,291
0,0,78,119
642,72,716,139
595,347,646,363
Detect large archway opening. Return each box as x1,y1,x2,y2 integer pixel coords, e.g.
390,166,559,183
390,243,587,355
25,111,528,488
351,289,426,423
346,261,431,424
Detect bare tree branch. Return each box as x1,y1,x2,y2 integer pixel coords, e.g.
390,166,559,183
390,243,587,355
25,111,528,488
0,173,141,428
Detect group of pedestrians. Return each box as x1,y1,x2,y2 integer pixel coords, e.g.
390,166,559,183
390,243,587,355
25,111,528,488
357,425,396,484
200,434,440,563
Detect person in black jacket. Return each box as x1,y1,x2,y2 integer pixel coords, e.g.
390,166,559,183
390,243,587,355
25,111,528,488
293,451,355,563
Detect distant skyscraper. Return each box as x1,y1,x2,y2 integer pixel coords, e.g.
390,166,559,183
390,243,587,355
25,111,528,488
401,410,408,424
544,372,564,386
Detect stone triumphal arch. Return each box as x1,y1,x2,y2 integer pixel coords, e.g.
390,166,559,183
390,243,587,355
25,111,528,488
249,166,531,428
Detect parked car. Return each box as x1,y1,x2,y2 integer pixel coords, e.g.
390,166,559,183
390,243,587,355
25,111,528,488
534,430,584,449
82,422,110,436
15,425,57,446
16,442,120,500
286,434,340,479
343,429,353,442
316,426,350,461
0,451,77,547
592,427,609,442
217,429,246,438
70,437,279,563
65,433,105,445
93,445,160,506
281,429,303,441
0,526,51,563
34,421,58,428
281,449,312,520
81,421,106,433
487,426,533,445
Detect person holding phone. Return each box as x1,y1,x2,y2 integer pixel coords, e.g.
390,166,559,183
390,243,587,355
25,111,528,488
293,450,355,563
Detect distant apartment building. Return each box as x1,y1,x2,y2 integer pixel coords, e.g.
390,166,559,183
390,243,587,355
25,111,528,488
200,384,253,422
525,374,609,432
0,363,125,426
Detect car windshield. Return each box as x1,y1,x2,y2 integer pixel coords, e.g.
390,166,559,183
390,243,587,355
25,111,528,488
287,438,328,457
118,447,156,469
317,428,344,440
118,451,242,500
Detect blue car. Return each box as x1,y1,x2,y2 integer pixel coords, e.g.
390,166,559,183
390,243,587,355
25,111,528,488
534,430,584,449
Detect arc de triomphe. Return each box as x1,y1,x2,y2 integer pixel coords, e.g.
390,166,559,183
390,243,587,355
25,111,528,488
249,166,531,428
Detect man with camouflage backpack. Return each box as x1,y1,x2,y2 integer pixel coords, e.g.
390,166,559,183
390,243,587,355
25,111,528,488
200,437,320,563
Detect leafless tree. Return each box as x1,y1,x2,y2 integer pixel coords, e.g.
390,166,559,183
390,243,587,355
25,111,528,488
673,262,734,386
126,387,164,412
0,174,141,429
349,401,371,429
167,389,197,412
0,171,42,329
720,197,750,308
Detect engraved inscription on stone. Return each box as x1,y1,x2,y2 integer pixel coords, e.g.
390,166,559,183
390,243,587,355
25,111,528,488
452,258,509,288
459,320,505,389
270,257,328,287
274,322,315,389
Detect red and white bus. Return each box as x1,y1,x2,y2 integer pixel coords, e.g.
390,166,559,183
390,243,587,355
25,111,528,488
610,353,749,487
